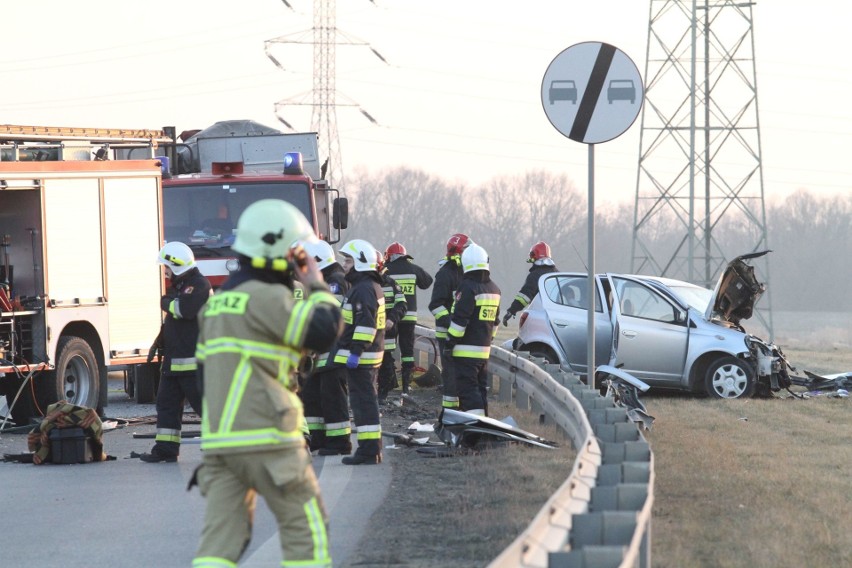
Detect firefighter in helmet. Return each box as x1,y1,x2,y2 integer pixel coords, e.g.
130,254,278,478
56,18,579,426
299,238,353,455
502,241,559,326
445,243,501,415
377,250,408,401
332,239,385,465
383,242,433,394
192,199,341,566
428,233,472,410
138,241,211,463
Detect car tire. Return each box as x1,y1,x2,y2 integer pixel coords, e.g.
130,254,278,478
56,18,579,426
704,356,755,399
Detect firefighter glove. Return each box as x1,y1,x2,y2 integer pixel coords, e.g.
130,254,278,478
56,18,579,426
146,341,159,364
443,340,455,358
502,312,515,327
346,353,361,369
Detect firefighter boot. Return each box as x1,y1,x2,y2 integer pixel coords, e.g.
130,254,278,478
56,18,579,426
138,442,179,463
341,453,382,465
401,363,414,394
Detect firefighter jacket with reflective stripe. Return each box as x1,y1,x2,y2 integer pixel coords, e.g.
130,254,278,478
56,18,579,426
314,264,350,370
507,263,558,316
447,270,501,359
385,257,433,322
428,257,463,339
332,271,385,368
381,271,408,351
196,275,341,455
161,267,212,376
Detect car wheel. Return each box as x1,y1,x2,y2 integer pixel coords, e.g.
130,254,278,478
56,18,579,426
704,356,755,399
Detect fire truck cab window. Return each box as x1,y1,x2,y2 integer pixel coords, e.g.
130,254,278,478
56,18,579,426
163,181,313,255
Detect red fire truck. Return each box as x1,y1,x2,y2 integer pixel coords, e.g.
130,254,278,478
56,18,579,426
0,121,346,426
0,125,168,424
150,120,348,288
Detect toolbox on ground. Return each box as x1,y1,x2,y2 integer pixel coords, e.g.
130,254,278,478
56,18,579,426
48,427,93,464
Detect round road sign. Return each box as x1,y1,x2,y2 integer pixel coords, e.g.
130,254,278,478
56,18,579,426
542,41,644,144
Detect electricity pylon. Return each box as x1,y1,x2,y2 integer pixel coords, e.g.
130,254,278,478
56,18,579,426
631,0,773,337
265,0,382,189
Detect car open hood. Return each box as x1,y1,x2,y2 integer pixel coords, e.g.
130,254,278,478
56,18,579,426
704,250,770,326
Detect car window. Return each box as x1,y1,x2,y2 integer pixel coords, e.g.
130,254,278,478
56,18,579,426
614,277,682,324
543,275,602,312
666,283,713,312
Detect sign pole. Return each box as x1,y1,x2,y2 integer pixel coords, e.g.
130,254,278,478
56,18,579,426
541,41,643,390
587,143,596,389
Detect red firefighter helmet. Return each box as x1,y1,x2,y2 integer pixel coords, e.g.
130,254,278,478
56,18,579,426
446,233,471,256
528,241,552,263
385,242,410,260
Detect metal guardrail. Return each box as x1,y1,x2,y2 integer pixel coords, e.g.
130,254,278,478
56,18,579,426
413,326,654,568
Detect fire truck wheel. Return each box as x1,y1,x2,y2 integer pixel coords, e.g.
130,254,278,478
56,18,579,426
38,336,100,411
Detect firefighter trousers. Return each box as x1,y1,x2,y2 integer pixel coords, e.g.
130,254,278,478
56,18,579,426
302,366,352,452
454,357,489,416
397,321,416,388
436,338,458,408
193,446,331,568
153,372,201,456
377,349,398,398
346,366,382,458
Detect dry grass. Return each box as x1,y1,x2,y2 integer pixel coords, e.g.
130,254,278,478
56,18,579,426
647,394,852,568
343,395,574,568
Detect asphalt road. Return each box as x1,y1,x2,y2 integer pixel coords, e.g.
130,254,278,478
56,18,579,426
0,376,389,567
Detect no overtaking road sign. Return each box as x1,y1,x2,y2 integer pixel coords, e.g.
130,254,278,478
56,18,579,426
542,41,643,144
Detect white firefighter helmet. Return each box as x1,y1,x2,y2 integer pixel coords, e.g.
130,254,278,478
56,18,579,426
461,243,489,273
301,239,337,270
232,199,316,270
338,239,379,272
157,241,196,276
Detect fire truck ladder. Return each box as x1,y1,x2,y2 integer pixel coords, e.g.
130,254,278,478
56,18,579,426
0,124,174,162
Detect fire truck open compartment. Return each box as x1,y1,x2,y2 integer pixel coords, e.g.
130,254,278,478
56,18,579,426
0,159,165,426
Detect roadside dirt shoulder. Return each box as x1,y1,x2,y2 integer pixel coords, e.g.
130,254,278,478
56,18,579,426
341,386,574,568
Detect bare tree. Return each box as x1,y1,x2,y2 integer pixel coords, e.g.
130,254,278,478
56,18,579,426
345,166,468,262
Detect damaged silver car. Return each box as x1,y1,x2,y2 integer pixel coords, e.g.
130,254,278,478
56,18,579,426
509,251,792,399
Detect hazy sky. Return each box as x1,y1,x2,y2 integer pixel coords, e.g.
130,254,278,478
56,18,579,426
3,1,849,206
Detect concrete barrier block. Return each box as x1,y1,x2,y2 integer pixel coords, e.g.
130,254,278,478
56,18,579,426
588,407,629,425
596,462,651,485
593,422,641,443
601,441,651,464
590,483,649,512
542,363,563,375
570,511,637,547
549,545,626,568
581,396,614,411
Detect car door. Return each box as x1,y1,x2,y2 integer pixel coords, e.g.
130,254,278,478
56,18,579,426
538,273,612,375
607,275,689,386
